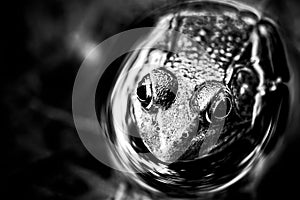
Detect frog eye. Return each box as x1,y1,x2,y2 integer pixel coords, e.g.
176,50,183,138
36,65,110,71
200,86,232,123
210,95,232,121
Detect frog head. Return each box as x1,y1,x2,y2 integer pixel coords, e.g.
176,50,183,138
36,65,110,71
132,67,232,163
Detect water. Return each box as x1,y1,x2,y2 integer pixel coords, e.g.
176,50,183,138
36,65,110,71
95,0,290,198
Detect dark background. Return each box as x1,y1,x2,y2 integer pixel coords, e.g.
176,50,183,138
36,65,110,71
2,0,300,199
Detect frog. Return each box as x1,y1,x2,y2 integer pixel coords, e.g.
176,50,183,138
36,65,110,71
130,7,283,163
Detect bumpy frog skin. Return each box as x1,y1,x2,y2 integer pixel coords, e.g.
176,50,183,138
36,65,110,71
130,8,283,163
